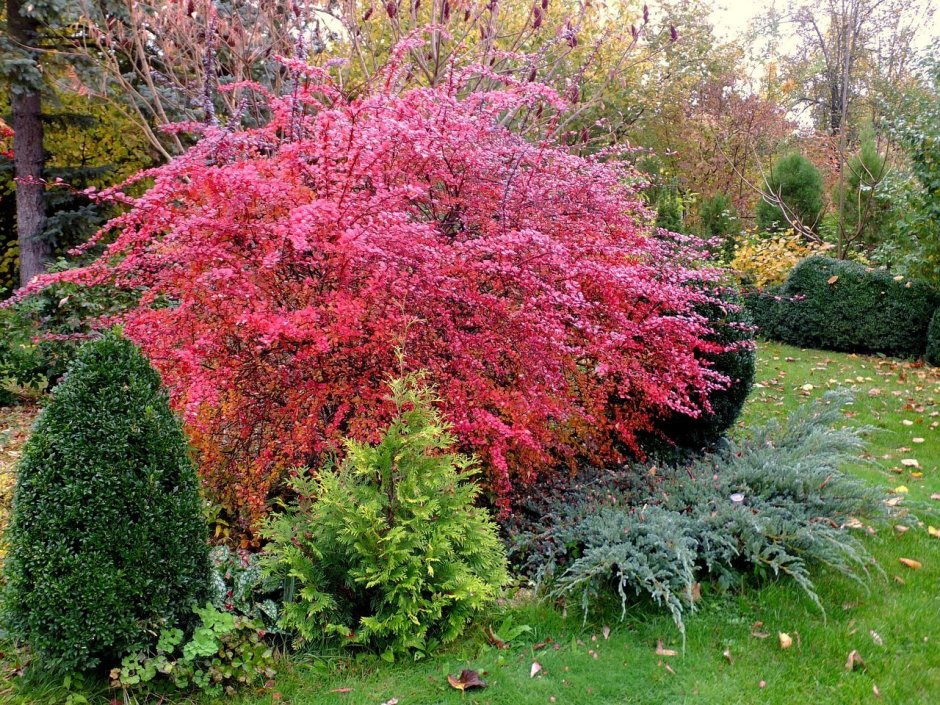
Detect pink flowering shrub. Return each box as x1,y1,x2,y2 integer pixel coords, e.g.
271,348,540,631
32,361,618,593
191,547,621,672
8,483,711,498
19,54,726,529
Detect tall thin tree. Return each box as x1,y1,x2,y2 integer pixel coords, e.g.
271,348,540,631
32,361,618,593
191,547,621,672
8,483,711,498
6,0,49,286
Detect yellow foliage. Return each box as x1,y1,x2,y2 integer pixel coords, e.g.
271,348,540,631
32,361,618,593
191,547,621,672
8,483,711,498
731,231,832,288
0,404,39,564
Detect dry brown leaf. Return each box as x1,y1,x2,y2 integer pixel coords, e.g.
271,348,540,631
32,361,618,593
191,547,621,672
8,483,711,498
778,632,793,650
845,649,865,671
691,582,702,603
827,275,839,285
894,525,910,534
484,626,508,649
330,687,352,694
448,669,486,691
899,557,922,570
656,640,678,657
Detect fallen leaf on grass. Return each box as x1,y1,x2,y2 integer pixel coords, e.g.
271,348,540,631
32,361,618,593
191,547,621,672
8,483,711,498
894,524,910,534
845,650,865,671
751,621,769,639
931,493,940,501
894,485,910,494
723,648,733,664
484,626,508,649
901,459,920,468
330,687,352,694
913,437,925,443
530,662,542,678
448,669,486,691
899,558,922,570
656,640,678,657
873,684,881,698
380,699,399,705
902,419,914,426
602,625,610,640
870,630,884,646
928,526,940,538
778,632,793,650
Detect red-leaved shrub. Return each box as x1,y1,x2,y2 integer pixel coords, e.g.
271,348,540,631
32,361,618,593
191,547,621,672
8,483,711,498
20,52,726,529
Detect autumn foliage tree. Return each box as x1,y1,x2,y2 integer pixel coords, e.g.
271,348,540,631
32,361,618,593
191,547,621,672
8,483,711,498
18,41,728,530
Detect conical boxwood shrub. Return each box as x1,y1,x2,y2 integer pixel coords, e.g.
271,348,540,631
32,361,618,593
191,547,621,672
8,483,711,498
2,331,209,671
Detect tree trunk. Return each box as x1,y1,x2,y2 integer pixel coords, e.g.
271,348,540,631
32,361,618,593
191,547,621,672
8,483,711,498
8,0,49,287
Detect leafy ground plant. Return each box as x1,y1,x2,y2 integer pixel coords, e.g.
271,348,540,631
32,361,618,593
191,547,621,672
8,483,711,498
111,603,276,699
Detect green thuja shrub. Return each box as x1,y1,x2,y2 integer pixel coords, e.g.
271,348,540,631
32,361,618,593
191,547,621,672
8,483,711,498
756,153,825,232
927,307,940,366
262,375,508,657
521,392,901,636
773,256,939,356
2,331,210,671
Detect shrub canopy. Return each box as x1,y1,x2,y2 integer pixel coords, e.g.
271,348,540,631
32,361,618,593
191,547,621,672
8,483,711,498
18,52,728,527
926,307,940,366
2,331,209,671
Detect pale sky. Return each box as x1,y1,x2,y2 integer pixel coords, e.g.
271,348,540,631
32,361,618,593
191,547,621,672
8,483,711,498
708,0,940,49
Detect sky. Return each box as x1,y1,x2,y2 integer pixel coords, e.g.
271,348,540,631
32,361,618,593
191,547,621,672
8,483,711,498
707,0,940,48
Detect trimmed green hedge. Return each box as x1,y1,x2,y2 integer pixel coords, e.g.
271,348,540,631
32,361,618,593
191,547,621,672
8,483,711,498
2,331,210,671
648,285,756,454
747,256,939,358
927,307,940,366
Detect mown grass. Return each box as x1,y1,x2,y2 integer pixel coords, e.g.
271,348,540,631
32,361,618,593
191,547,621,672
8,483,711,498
3,342,940,705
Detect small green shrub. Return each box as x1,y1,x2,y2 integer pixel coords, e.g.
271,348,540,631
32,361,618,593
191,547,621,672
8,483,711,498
650,285,755,453
518,392,901,635
756,153,825,232
927,307,940,366
2,331,210,671
0,307,46,402
111,603,276,699
741,286,785,339
773,256,939,356
262,375,508,657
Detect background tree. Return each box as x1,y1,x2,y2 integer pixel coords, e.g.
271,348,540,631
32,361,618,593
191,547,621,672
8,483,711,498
2,0,58,285
888,57,940,282
756,152,825,233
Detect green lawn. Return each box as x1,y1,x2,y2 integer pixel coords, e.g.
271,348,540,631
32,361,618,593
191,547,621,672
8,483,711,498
4,341,940,704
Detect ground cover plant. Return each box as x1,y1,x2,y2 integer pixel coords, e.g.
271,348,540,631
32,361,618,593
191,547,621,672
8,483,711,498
11,52,733,531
